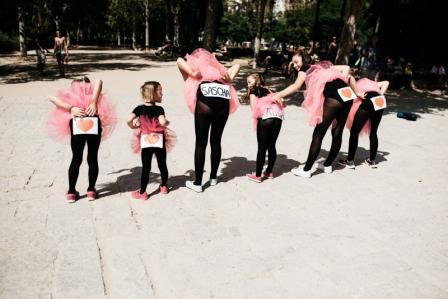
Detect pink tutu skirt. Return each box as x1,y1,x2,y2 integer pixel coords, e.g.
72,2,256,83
47,81,117,141
251,93,285,129
345,78,381,137
183,48,239,114
302,61,348,127
131,116,177,154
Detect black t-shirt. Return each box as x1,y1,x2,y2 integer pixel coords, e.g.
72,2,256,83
132,104,165,119
249,86,270,98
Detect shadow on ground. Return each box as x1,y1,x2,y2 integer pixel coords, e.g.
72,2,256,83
3,50,447,117
0,51,174,84
219,154,299,182
96,167,194,199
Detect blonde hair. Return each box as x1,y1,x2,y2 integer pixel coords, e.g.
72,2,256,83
241,73,265,104
140,81,161,103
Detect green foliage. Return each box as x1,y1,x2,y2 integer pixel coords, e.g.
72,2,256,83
219,14,253,43
0,31,19,53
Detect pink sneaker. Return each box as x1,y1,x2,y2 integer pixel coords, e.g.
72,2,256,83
66,191,79,204
131,190,148,200
246,173,262,183
263,172,274,179
159,185,169,194
86,189,97,201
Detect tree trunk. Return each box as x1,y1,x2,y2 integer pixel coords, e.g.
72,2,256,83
66,30,70,47
144,0,149,51
18,7,27,56
313,0,322,42
173,6,180,47
203,0,222,51
335,0,364,65
54,15,60,31
253,0,267,69
76,23,81,45
117,30,121,46
165,0,174,42
375,16,380,33
132,31,137,50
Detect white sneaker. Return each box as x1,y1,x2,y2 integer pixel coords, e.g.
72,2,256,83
318,163,333,173
209,178,218,186
185,181,203,193
291,167,311,178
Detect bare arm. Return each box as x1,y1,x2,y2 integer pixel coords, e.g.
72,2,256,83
347,75,364,99
49,96,85,117
249,94,258,111
86,80,102,116
226,63,240,82
176,57,200,81
220,63,240,83
126,113,139,129
274,71,306,99
377,81,389,94
158,115,170,127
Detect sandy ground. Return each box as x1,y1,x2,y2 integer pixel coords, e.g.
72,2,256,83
1,49,448,298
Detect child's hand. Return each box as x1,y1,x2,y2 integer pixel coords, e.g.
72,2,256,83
220,72,231,83
70,106,85,117
191,71,201,78
132,118,140,128
86,102,97,116
277,97,286,107
356,92,366,100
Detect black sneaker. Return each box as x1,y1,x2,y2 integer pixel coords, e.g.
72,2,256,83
338,159,355,169
364,158,377,168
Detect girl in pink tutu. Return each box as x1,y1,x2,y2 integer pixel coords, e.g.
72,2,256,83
48,77,117,203
245,73,285,183
127,81,175,200
339,79,389,169
176,48,240,192
273,53,363,178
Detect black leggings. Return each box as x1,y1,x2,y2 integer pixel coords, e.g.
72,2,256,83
304,97,352,171
194,98,229,185
140,147,168,193
68,130,101,194
348,107,383,161
255,118,282,176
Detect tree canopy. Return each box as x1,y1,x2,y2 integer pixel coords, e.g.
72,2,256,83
0,0,445,66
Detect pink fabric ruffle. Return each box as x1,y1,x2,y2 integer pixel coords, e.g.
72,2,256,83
131,115,177,154
355,78,381,95
302,61,348,126
345,78,381,137
251,93,284,130
184,48,239,114
47,82,117,141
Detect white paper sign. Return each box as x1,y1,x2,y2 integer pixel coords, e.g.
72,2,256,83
140,133,164,148
337,86,357,102
200,83,231,99
370,95,387,111
72,117,99,135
